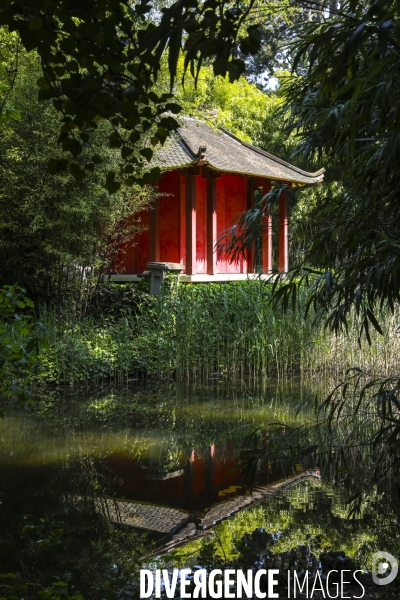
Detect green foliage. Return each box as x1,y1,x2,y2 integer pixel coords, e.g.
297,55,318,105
164,58,292,156
253,2,400,498
0,0,267,188
0,36,153,301
0,286,46,405
0,27,21,124
32,281,400,386
275,0,400,337
169,479,400,582
241,2,311,87
0,0,332,192
0,6,182,187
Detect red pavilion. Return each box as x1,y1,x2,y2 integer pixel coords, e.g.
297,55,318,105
112,117,324,283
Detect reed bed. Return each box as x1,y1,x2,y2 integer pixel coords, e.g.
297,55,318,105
36,280,400,386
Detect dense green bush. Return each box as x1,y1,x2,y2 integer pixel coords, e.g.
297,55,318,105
0,31,152,304
34,280,400,386
0,285,47,403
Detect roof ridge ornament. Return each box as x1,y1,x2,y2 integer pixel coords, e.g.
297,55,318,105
197,145,207,166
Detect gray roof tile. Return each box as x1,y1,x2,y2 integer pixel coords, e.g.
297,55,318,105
152,117,324,185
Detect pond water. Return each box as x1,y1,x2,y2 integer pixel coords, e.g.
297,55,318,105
155,477,400,599
0,381,319,514
1,381,400,593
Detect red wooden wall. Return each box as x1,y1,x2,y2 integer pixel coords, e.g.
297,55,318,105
114,169,253,275
159,170,180,265
216,173,248,274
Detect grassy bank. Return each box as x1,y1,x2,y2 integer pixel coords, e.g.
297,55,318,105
35,280,400,386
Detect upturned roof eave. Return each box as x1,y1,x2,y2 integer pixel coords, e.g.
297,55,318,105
158,161,324,185
218,127,325,180
153,119,325,184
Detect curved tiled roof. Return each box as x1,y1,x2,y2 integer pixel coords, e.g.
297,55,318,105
153,117,324,185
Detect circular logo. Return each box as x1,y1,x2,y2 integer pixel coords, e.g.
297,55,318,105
372,552,398,586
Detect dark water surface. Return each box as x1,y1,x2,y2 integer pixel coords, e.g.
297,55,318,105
0,381,318,513
1,381,400,575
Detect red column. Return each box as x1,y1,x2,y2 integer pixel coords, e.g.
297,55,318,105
186,171,196,275
149,179,160,262
179,175,186,266
262,184,272,274
278,190,288,272
246,177,255,273
206,176,217,275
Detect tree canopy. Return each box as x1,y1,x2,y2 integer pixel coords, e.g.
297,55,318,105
0,32,153,300
167,57,292,156
0,0,265,192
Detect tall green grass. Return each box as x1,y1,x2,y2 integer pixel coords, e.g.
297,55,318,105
36,280,400,386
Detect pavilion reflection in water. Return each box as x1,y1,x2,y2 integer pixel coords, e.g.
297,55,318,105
104,440,283,513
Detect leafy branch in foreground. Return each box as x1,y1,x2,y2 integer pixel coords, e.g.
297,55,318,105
277,0,400,337
0,0,265,191
219,1,400,340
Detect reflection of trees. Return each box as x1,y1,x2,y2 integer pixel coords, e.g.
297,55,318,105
173,479,400,573
0,449,149,596
140,444,183,478
238,390,400,527
23,383,325,463
8,384,398,512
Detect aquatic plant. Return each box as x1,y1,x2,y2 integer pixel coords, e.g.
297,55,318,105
33,281,400,386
